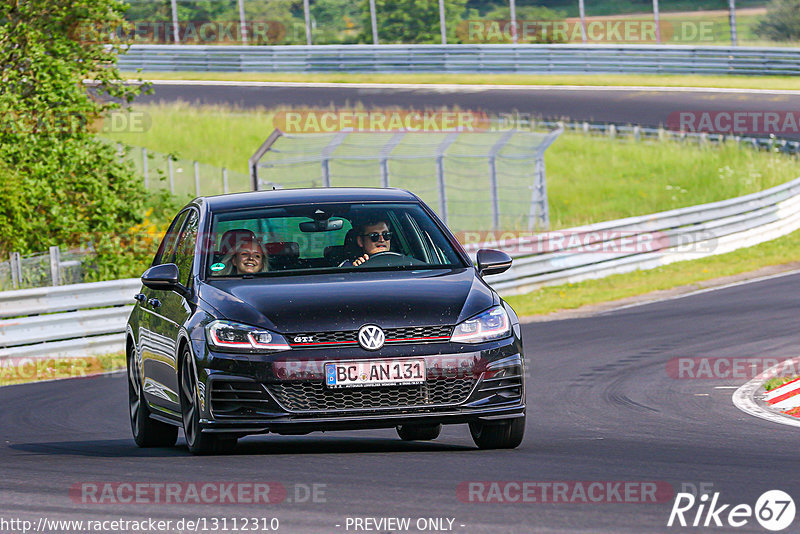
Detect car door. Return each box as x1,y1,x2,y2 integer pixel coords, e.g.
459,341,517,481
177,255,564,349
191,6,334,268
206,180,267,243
140,210,188,414
146,209,200,415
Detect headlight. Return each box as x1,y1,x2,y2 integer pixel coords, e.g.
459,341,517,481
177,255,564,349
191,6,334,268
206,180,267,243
206,320,291,353
450,306,511,344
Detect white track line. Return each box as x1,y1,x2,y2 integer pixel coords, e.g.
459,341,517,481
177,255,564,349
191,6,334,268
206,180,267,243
732,355,800,429
135,79,800,95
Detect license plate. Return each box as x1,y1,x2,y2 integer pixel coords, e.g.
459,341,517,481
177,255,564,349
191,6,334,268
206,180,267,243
324,359,426,388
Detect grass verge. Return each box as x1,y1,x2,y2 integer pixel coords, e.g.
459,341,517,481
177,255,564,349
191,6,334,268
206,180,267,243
125,72,800,91
0,352,126,387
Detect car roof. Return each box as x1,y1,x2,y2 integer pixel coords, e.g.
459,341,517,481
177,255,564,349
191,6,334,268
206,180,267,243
199,187,420,212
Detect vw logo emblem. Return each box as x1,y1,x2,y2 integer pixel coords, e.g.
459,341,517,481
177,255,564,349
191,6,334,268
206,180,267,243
358,325,385,351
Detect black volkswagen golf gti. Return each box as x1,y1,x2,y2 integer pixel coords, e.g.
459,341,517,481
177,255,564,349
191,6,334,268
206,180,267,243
126,188,525,454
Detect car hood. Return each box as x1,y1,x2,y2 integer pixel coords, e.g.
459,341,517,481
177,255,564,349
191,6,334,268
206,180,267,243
198,268,496,333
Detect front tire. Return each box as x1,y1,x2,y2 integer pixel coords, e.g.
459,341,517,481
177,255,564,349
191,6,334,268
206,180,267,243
396,423,442,441
469,416,525,449
179,347,237,455
128,342,178,448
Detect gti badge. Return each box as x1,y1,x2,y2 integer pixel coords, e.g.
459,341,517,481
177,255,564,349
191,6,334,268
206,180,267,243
358,325,385,350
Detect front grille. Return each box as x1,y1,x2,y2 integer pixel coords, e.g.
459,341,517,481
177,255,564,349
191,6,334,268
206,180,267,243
288,325,453,348
209,380,272,418
385,325,452,342
268,378,476,412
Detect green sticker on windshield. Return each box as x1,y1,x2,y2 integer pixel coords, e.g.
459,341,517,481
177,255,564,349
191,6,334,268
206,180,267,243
210,262,226,272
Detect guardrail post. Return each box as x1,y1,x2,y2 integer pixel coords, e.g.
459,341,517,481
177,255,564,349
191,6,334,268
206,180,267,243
49,246,61,287
142,148,148,190
530,156,550,231
223,167,229,194
321,158,331,188
368,0,379,44
168,156,175,194
436,157,448,224
634,126,641,142
319,132,348,188
194,161,201,196
608,124,617,139
487,130,515,231
380,159,390,188
435,133,459,225
488,156,500,230
583,122,589,135
379,133,404,189
9,252,20,289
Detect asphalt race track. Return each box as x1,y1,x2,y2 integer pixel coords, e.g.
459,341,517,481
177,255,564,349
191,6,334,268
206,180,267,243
138,82,800,137
2,273,800,533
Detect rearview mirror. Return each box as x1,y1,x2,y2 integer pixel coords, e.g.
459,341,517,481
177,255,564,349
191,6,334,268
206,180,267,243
299,218,344,232
476,249,512,276
141,263,180,290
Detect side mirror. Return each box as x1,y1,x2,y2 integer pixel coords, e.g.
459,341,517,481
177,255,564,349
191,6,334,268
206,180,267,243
476,249,512,276
141,263,180,291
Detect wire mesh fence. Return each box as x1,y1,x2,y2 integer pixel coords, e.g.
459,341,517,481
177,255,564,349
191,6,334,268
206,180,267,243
115,144,250,197
251,129,562,232
0,248,93,291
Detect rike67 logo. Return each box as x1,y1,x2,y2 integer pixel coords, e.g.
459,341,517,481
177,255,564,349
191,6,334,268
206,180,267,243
668,490,795,531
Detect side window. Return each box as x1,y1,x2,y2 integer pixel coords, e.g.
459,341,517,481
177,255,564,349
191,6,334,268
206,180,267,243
153,211,188,266
174,210,199,286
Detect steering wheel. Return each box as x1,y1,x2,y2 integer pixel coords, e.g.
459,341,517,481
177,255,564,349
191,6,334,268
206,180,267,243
357,251,419,267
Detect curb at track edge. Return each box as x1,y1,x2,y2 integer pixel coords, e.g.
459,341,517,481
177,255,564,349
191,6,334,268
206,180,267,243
733,355,800,429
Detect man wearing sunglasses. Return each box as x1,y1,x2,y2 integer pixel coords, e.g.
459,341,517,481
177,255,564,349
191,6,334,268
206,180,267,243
351,219,393,267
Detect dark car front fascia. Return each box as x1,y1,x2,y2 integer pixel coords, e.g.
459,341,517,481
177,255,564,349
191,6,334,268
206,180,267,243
187,319,525,435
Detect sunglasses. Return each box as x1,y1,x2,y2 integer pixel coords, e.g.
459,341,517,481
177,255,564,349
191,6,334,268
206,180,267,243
362,231,392,242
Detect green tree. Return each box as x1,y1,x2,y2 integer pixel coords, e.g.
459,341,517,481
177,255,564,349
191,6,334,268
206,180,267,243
755,0,800,41
358,0,468,44
456,4,566,43
245,0,303,44
0,0,157,279
311,0,363,44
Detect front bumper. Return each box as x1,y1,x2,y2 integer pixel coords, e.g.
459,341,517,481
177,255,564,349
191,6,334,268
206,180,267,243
190,334,525,436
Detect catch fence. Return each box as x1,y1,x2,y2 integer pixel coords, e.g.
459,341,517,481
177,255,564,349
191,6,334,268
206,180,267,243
249,128,563,232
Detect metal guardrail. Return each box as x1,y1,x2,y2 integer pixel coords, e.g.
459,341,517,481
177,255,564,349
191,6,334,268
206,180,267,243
472,175,800,294
116,44,800,75
0,279,139,360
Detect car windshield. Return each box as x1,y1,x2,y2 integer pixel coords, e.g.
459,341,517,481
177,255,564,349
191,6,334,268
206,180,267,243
206,202,467,278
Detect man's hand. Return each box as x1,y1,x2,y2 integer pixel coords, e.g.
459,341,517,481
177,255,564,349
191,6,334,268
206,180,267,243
352,254,370,266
